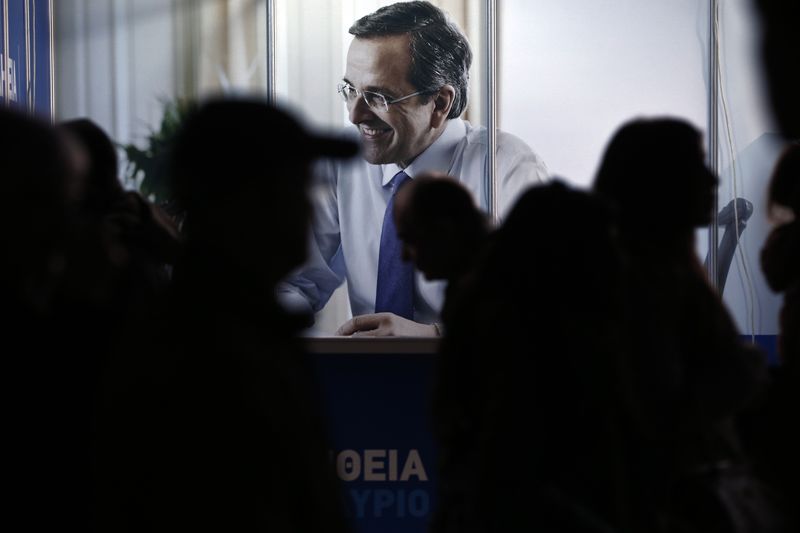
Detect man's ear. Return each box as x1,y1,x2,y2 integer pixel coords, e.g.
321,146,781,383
430,85,456,128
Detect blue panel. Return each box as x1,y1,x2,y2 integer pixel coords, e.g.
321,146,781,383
309,353,439,533
30,0,50,117
742,334,780,367
6,0,28,111
1,2,5,103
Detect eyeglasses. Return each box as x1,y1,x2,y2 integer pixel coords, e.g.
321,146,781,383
337,82,426,112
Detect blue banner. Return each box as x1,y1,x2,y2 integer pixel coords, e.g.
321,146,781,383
2,0,52,116
1,1,5,102
744,334,780,366
29,0,51,118
6,0,28,111
310,353,439,533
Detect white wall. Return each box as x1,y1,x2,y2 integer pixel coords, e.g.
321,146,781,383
500,0,710,187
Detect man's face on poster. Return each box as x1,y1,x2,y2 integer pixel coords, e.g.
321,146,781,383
343,34,440,167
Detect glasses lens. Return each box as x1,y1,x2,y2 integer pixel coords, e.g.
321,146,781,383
338,83,355,102
363,91,388,111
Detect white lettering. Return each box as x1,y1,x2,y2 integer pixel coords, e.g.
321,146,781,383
400,449,428,481
336,449,361,481
388,449,398,481
364,449,386,481
334,449,428,482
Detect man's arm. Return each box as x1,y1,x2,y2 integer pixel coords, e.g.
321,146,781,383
277,159,347,315
496,131,549,218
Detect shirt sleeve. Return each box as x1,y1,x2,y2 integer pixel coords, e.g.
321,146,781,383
277,159,347,314
496,131,549,219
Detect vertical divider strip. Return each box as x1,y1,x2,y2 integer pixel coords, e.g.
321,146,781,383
486,0,498,224
266,0,275,105
707,0,720,287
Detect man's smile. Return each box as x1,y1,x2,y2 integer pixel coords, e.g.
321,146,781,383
359,123,393,140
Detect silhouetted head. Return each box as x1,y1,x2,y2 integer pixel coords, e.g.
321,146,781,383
756,0,800,139
394,173,488,281
767,142,800,222
58,119,125,218
171,97,357,285
474,181,622,364
0,108,72,303
496,181,619,298
343,1,471,166
593,118,717,244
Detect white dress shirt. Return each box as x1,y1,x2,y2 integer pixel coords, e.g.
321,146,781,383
279,118,548,324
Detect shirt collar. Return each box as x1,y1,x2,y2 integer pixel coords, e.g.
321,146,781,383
380,118,467,186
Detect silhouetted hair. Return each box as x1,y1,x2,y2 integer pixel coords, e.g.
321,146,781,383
767,142,800,212
349,1,472,119
499,180,619,302
403,176,487,240
60,119,125,217
172,98,354,216
593,117,712,238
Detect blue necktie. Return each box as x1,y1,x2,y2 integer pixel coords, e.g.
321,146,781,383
375,171,414,319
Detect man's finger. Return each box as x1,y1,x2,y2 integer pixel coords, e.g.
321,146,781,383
352,328,384,337
336,314,380,336
334,319,354,336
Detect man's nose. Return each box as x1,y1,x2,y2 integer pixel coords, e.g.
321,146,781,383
348,96,376,125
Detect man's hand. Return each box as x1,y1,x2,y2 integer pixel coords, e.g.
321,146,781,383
335,313,438,337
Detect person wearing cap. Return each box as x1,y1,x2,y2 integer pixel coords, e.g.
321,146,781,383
279,1,547,336
96,98,357,531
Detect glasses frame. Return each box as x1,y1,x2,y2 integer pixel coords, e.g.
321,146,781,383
337,81,428,112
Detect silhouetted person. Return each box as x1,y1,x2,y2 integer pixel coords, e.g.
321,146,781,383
756,0,800,139
762,143,800,370
56,119,180,366
394,173,489,281
60,118,128,219
50,122,181,528
753,143,800,524
594,118,773,533
97,99,357,531
337,174,489,336
434,181,632,532
58,118,179,278
1,108,93,529
1,109,71,315
396,173,489,332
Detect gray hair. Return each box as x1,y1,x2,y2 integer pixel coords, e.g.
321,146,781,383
349,1,472,119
